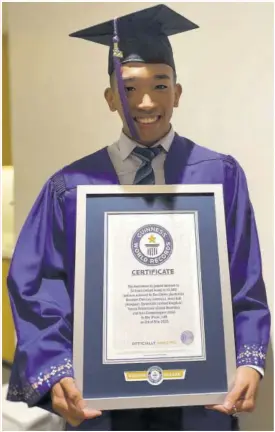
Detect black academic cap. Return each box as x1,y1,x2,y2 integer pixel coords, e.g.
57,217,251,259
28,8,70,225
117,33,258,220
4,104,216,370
70,4,199,76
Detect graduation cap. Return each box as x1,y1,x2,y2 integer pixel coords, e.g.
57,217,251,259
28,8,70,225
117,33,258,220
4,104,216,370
70,4,199,141
70,4,198,76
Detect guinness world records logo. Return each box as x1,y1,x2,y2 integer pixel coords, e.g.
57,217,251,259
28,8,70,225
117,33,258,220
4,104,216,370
131,224,173,266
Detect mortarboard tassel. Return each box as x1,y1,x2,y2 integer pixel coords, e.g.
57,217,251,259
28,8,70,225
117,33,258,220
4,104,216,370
113,18,139,141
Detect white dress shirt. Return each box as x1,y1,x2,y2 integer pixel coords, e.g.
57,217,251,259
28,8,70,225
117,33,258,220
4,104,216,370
107,127,175,185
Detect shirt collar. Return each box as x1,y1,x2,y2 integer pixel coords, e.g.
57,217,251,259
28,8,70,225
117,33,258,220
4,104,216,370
118,126,175,161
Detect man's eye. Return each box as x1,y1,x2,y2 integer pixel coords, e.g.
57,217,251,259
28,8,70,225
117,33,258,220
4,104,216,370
155,85,168,90
125,86,135,92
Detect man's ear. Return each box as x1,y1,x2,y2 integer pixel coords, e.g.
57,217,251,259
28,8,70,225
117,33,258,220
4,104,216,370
104,87,117,112
174,83,182,108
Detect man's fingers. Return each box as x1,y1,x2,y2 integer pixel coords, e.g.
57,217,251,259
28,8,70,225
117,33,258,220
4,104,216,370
66,394,102,420
205,404,229,415
235,397,255,413
82,408,103,419
66,418,83,427
52,378,86,425
51,382,66,399
60,378,87,413
58,378,102,419
52,396,68,417
52,392,85,421
205,367,260,415
52,394,82,424
223,384,246,411
60,378,82,404
206,396,256,415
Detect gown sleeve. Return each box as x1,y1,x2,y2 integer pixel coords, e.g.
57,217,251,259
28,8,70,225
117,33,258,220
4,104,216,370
223,156,271,369
6,174,74,409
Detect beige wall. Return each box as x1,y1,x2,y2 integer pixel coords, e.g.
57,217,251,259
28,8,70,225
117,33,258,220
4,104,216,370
6,2,274,430
2,33,12,166
2,4,15,364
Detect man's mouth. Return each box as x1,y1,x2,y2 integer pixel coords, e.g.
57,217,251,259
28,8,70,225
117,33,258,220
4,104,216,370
134,116,161,125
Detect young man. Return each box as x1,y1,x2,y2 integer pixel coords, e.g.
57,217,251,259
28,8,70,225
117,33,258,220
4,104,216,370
7,4,270,431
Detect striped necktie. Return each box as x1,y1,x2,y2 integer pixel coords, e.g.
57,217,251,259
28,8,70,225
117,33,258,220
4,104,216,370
132,146,162,185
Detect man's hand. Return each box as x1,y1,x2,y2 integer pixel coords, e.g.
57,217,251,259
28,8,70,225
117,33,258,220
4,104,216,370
205,366,261,415
51,377,102,426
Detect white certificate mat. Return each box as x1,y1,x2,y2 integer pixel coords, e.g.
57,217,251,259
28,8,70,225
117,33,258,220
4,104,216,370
103,212,206,364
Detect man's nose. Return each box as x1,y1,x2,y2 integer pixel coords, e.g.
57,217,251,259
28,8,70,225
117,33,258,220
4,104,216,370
137,93,157,110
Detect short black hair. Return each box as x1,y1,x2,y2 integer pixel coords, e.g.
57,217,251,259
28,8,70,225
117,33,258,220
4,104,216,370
110,68,177,88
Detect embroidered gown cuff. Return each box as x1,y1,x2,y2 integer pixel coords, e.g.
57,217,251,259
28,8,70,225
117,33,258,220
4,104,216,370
7,356,74,407
236,343,267,369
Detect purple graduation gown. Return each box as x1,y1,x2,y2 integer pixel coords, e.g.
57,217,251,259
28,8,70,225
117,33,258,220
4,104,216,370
7,134,270,430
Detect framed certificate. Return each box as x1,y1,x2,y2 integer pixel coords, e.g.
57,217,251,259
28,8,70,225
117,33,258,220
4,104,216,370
73,185,236,410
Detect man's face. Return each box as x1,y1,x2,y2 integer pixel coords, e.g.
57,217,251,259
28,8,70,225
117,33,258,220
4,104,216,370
105,63,182,145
